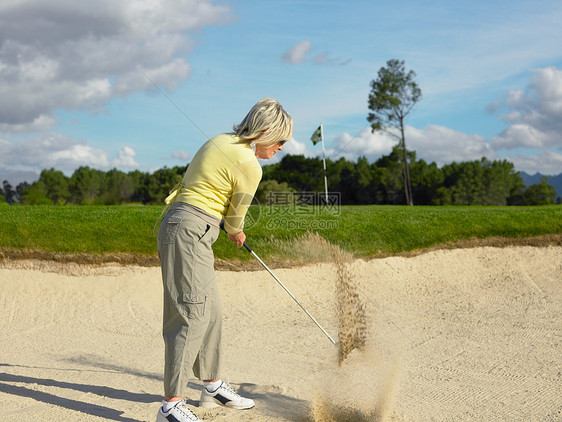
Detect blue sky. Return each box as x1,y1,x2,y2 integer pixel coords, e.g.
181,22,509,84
1,0,561,185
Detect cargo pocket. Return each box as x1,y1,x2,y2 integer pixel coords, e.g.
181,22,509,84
181,292,208,319
158,216,183,245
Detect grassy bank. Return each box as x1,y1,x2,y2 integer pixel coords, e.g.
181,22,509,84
0,204,561,265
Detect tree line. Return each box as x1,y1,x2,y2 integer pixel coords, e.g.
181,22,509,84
0,149,558,206
259,148,557,206
0,166,185,206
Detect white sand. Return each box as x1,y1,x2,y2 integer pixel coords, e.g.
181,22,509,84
0,246,560,421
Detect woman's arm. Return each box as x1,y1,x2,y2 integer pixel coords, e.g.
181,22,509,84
223,163,262,241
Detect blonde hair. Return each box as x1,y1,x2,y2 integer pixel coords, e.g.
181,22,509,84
233,98,293,147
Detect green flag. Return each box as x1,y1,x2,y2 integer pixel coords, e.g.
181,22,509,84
311,125,322,145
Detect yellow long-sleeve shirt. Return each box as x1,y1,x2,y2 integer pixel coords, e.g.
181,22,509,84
165,133,262,234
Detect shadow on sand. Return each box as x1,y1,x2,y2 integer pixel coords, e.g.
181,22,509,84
236,382,310,421
0,369,160,422
0,360,313,421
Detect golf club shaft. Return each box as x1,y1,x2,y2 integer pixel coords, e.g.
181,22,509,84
245,246,337,345
221,223,336,345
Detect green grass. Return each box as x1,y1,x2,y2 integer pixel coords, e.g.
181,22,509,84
0,205,158,255
0,204,561,262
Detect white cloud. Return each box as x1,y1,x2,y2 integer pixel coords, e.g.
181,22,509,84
171,149,191,162
330,127,395,161
282,40,311,64
0,133,139,173
0,0,231,132
50,143,111,170
282,138,309,156
529,66,562,123
0,114,56,133
406,125,496,165
113,146,140,169
507,150,562,174
281,40,350,66
0,168,39,185
328,125,495,165
490,66,562,150
313,52,352,66
491,124,553,149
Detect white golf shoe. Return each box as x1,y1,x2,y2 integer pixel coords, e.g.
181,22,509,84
199,381,255,410
156,400,203,422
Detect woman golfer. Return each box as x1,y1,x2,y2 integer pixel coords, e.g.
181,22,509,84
155,98,293,422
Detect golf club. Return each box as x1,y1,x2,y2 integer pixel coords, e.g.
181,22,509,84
220,223,337,346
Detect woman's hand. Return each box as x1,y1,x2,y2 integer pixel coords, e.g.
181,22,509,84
228,231,246,248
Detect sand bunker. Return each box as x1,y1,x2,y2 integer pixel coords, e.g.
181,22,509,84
1,245,561,421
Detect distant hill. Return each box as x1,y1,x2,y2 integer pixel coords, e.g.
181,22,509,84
519,171,562,199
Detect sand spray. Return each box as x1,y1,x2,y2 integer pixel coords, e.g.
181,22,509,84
280,232,401,421
331,243,367,364
309,348,400,422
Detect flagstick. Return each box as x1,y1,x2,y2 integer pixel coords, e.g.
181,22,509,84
320,123,329,204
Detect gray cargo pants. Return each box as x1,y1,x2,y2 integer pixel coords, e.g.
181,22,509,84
157,205,222,397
